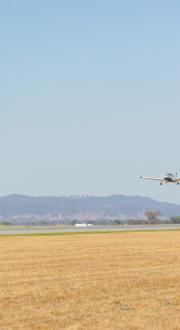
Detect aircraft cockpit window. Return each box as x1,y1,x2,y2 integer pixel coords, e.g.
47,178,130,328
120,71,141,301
165,173,173,178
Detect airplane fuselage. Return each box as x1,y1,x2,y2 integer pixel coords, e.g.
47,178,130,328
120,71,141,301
140,172,180,185
164,177,174,182
164,173,176,183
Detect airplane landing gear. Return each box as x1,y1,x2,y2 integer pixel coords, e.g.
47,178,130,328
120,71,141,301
160,182,163,185
177,182,179,185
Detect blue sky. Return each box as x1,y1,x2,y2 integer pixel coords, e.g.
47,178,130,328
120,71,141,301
0,1,180,203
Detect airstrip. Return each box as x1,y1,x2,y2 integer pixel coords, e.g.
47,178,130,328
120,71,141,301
0,224,180,235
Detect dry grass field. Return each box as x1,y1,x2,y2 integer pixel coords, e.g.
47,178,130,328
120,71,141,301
0,231,180,330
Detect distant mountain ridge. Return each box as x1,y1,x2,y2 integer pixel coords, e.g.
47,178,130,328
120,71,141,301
0,194,180,220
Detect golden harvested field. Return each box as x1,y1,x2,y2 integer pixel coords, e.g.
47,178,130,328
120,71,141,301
0,232,180,330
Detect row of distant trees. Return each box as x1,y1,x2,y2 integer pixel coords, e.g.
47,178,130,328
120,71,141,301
1,211,180,225
111,211,180,225
144,211,180,224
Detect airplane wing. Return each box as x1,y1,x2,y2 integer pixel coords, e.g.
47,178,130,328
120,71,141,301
140,176,164,181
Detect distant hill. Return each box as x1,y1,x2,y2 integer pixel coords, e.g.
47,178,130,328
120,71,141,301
0,194,180,223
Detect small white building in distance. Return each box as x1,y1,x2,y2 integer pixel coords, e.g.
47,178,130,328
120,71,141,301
75,223,93,227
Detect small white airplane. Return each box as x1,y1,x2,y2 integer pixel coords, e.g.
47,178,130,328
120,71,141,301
140,172,180,185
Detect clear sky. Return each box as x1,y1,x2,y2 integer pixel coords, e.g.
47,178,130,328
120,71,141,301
0,0,180,203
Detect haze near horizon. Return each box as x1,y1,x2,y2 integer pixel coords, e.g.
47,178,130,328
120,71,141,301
0,1,180,203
